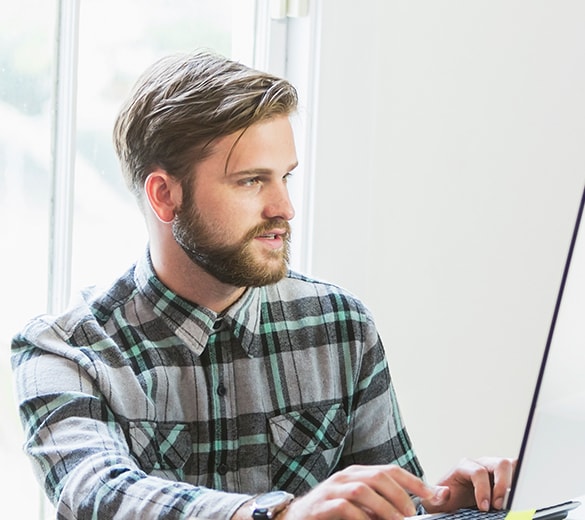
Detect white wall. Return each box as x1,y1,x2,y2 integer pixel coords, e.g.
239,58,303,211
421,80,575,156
308,0,585,483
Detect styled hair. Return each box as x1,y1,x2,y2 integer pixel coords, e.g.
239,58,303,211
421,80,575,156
113,50,298,199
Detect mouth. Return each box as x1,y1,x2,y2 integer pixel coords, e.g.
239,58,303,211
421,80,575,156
256,226,289,239
254,228,289,249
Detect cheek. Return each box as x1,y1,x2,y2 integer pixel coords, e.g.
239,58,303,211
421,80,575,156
210,197,256,222
193,187,261,233
199,201,252,239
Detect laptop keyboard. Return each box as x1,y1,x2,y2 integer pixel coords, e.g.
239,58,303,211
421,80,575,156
435,509,508,520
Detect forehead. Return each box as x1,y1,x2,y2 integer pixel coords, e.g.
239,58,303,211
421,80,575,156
202,116,297,174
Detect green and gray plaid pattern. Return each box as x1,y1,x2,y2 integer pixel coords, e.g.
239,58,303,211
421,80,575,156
11,251,423,520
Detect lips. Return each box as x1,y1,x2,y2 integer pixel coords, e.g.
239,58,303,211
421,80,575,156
251,220,291,244
254,226,289,250
255,224,289,241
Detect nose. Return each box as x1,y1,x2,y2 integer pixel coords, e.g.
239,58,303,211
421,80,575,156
263,182,295,221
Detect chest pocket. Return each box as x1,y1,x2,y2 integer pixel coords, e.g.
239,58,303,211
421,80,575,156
128,421,192,478
268,403,348,494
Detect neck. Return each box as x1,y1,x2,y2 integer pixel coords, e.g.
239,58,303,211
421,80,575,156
149,240,246,314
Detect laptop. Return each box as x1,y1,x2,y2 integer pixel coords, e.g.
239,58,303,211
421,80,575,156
416,185,585,520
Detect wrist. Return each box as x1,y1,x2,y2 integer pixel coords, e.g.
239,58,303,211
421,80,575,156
273,498,295,519
231,498,255,520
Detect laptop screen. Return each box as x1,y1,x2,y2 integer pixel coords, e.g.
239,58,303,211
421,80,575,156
509,186,585,511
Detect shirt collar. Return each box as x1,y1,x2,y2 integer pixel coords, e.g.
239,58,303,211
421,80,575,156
134,250,262,357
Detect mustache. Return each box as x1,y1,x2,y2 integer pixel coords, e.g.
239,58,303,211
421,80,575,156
246,219,292,241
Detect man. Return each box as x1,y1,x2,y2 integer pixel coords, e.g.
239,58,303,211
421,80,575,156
12,51,514,519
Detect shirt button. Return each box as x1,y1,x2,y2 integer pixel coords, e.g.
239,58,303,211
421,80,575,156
217,463,228,475
213,319,223,330
216,383,227,397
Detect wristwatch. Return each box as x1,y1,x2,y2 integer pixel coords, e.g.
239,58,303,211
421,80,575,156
251,490,294,519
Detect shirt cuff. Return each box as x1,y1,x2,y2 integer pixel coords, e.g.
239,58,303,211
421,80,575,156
188,489,252,519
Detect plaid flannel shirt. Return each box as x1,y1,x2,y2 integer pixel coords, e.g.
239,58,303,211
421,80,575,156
11,251,423,519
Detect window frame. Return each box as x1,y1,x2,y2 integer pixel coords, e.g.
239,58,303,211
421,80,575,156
39,0,320,517
252,0,321,274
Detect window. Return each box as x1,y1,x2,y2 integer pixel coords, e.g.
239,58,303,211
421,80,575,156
72,0,242,292
0,3,55,518
2,0,319,516
0,1,261,517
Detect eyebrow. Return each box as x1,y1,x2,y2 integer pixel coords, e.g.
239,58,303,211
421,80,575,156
228,161,299,177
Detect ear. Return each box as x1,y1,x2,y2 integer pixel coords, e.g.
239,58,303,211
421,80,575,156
143,169,182,223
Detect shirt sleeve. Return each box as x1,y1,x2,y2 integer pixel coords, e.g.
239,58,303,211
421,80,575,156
11,322,251,520
337,313,425,479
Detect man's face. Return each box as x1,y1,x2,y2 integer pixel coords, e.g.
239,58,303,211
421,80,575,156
172,115,297,287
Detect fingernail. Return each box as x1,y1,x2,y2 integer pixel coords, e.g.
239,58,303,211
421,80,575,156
481,500,490,511
494,498,504,510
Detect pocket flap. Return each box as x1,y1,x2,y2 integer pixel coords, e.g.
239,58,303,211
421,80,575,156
128,421,191,471
269,403,347,458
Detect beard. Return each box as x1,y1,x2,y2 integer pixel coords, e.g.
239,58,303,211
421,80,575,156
171,199,291,288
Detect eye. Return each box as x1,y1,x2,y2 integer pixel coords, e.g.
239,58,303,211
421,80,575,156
239,176,261,187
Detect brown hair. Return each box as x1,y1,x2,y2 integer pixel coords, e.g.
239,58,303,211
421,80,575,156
113,50,298,199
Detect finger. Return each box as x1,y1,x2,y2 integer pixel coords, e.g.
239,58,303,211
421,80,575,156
488,458,516,510
373,467,421,517
374,466,452,517
470,463,493,511
420,485,451,508
344,481,412,519
335,465,422,517
287,496,372,520
443,458,493,511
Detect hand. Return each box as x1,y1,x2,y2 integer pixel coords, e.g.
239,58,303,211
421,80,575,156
277,464,449,520
422,457,517,514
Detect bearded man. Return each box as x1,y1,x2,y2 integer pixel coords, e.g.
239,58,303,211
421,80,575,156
12,51,514,520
